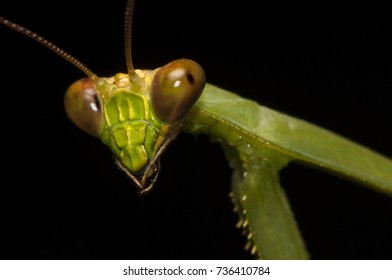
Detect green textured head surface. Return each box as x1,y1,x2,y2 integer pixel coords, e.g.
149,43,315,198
64,59,205,192
100,88,166,173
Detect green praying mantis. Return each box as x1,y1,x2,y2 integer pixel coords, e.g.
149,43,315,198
2,0,392,259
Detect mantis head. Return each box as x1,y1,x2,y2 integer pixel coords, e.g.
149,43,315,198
1,0,206,193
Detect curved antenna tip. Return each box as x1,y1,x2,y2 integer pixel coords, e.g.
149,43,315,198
1,16,97,79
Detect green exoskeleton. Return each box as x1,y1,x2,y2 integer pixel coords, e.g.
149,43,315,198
0,0,206,193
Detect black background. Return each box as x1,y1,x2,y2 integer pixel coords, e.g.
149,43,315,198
1,1,391,259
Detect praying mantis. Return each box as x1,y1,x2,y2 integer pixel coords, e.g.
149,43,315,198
1,0,392,259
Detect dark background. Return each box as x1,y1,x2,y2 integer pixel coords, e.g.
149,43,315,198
1,1,391,259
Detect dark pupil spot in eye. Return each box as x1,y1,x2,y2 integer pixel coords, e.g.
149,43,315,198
186,72,194,84
93,94,101,111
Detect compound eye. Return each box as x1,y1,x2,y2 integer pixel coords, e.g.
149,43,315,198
64,78,104,137
151,59,206,123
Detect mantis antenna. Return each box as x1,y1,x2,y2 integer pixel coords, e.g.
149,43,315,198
2,0,144,86
123,0,144,87
124,1,136,77
0,16,97,80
